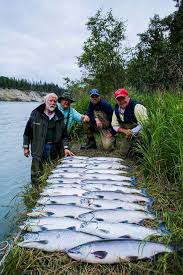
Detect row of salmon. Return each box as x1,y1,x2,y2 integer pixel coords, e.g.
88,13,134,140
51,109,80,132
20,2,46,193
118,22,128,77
18,156,173,264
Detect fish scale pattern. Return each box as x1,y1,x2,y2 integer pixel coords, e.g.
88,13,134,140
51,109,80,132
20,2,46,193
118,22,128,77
18,156,173,264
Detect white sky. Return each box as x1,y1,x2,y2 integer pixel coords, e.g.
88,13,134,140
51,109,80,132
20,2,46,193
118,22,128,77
0,0,176,86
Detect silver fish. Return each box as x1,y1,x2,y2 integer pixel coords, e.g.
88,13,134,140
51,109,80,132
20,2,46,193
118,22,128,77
81,198,148,211
27,204,91,218
49,172,82,179
47,178,82,184
46,183,80,189
18,229,101,252
18,230,101,252
83,191,151,204
85,169,128,175
87,163,128,170
40,187,86,196
80,183,144,195
52,167,86,174
89,157,123,162
20,217,82,232
78,209,156,224
64,156,89,160
77,220,166,240
57,163,87,168
83,174,131,181
67,239,173,264
37,195,93,208
81,180,134,187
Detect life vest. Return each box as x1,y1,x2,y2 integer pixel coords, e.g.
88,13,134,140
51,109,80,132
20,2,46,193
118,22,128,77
114,99,138,125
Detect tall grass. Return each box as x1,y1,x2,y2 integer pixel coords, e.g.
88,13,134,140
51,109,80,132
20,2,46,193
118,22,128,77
133,91,183,189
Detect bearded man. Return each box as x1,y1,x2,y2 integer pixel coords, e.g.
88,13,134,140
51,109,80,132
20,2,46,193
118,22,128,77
23,93,74,188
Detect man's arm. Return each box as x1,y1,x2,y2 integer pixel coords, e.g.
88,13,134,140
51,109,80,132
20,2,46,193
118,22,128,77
131,104,148,135
102,100,114,123
23,115,33,157
112,111,133,139
86,102,96,124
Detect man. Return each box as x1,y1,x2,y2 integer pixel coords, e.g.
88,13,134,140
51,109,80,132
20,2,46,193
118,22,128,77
81,89,115,150
57,91,89,131
112,88,148,155
23,93,74,188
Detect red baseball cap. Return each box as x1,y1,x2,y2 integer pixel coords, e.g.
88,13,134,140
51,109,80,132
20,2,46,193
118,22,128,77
114,88,128,99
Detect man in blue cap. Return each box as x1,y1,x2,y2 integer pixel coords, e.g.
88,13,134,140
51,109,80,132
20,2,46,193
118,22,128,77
81,89,115,150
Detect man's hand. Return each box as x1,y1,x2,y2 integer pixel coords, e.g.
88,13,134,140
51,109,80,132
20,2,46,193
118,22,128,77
95,118,102,128
118,128,134,139
64,148,75,157
81,115,90,123
24,148,30,157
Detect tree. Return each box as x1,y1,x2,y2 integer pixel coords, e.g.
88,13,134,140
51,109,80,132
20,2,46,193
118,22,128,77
78,9,126,94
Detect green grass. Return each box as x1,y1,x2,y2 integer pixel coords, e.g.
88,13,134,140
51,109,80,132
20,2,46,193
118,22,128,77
1,90,183,274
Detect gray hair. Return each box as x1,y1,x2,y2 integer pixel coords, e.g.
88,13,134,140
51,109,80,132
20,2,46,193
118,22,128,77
44,93,58,103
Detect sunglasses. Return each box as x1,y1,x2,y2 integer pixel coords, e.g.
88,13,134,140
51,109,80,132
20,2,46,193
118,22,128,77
91,95,99,98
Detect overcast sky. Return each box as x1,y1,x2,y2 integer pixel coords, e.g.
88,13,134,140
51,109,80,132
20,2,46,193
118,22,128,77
0,0,176,87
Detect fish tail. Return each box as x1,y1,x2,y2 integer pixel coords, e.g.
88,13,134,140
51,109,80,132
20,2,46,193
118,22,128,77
131,176,137,186
140,188,148,196
159,222,170,235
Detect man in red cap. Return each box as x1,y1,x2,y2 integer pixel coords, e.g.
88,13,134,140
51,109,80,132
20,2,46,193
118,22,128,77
112,88,148,155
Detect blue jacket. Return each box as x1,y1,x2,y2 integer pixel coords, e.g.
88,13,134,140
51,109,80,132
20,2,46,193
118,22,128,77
57,104,82,129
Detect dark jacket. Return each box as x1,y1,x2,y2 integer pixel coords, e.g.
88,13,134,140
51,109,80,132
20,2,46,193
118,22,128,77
87,99,114,125
23,103,68,160
114,99,138,125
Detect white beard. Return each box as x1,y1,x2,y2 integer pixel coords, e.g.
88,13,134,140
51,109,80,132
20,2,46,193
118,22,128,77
46,103,55,112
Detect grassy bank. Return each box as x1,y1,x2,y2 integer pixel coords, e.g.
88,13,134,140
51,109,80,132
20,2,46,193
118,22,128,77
1,90,183,274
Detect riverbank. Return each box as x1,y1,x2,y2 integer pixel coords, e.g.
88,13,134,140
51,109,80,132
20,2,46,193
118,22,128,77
1,144,183,275
0,88,45,102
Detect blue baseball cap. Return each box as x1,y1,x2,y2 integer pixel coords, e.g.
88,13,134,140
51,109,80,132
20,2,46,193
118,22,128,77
89,89,100,97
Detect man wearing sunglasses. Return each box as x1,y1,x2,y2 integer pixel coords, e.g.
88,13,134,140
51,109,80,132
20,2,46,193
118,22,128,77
112,88,148,155
81,89,115,150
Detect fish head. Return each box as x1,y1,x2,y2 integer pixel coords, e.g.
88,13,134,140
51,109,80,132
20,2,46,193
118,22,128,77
23,233,39,242
68,243,92,260
79,197,92,206
80,221,97,232
78,212,95,222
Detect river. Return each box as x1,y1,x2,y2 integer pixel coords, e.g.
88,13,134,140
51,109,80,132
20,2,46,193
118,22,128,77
0,102,39,241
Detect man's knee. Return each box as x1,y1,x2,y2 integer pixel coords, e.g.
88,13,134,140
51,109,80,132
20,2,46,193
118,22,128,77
101,138,115,151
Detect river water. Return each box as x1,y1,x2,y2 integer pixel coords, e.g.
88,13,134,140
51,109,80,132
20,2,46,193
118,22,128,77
0,102,39,241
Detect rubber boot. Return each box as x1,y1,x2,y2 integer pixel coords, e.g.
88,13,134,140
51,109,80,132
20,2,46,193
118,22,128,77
80,137,97,150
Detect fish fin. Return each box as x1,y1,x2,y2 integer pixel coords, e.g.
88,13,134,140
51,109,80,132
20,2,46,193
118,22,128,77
147,197,155,211
99,229,110,234
64,215,75,218
46,212,54,216
67,226,76,230
40,226,48,231
138,220,144,226
97,195,104,199
96,218,104,221
95,204,102,208
131,176,137,186
28,240,48,244
141,188,148,196
50,201,57,204
159,222,170,234
119,235,130,239
92,250,108,259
